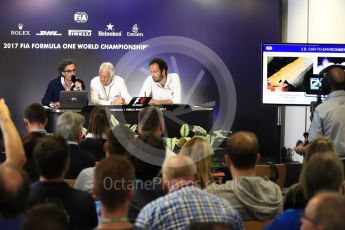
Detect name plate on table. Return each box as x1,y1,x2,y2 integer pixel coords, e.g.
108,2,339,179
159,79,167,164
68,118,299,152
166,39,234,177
108,104,191,112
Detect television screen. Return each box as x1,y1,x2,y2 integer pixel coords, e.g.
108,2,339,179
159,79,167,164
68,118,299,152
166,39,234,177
261,43,345,105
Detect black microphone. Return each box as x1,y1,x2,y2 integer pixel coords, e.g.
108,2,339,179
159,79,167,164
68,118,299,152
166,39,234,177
71,75,77,83
72,76,85,90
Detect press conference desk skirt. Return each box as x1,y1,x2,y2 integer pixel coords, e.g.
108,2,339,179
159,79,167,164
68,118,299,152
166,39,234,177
46,105,213,137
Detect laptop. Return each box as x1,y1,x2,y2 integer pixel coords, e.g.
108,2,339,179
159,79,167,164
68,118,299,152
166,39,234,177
127,96,152,107
59,91,88,109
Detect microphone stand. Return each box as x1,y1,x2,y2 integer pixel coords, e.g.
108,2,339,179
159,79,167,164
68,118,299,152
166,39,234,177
277,106,282,163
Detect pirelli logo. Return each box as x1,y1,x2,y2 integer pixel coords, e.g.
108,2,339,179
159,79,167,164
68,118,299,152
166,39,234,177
68,30,92,36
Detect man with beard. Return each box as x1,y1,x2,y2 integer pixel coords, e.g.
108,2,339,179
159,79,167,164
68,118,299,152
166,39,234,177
42,58,85,107
139,58,181,105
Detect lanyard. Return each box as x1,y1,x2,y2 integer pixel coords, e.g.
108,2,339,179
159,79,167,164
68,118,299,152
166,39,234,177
102,84,112,101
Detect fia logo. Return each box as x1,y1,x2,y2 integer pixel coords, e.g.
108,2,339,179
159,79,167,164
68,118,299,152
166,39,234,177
74,12,88,23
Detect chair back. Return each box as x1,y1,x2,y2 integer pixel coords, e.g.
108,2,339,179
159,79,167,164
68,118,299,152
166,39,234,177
255,163,286,189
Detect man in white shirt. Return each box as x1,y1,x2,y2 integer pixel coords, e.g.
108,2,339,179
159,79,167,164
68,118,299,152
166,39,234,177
139,58,181,105
90,62,131,105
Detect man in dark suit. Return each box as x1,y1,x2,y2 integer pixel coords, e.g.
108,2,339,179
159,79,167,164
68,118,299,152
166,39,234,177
41,58,85,107
56,111,95,178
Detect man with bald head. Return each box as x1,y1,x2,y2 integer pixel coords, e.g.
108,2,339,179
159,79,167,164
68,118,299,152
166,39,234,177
207,131,283,221
301,192,345,230
135,155,243,230
309,65,345,157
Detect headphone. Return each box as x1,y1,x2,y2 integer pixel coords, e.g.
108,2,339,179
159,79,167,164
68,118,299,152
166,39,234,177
319,64,345,95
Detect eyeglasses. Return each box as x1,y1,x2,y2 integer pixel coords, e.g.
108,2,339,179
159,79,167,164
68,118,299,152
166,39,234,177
64,69,76,73
300,211,317,225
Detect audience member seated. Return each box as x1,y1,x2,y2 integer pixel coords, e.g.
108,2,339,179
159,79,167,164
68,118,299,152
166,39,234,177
56,112,95,178
128,135,166,222
21,203,69,230
20,104,49,182
23,103,48,135
135,155,243,230
284,136,345,210
27,135,98,229
207,131,283,221
93,155,135,229
80,106,110,161
0,164,30,229
264,152,344,230
74,124,134,192
0,98,26,167
300,192,345,230
138,106,175,157
22,133,44,183
180,136,213,188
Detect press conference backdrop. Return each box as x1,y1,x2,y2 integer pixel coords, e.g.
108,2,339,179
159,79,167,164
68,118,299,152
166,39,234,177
0,0,281,158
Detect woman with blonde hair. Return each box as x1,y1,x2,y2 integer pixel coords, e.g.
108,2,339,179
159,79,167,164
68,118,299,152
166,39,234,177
180,136,213,188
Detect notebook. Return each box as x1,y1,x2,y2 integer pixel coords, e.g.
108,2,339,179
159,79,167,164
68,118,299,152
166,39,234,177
59,91,88,109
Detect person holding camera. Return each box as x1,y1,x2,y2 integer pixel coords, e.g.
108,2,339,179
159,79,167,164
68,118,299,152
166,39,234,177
297,65,345,158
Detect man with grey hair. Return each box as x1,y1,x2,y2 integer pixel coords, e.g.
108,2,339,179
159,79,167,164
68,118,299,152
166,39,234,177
56,111,95,178
90,62,131,105
135,155,243,230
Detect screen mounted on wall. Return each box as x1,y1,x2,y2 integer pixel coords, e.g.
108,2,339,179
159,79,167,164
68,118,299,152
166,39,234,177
262,43,345,105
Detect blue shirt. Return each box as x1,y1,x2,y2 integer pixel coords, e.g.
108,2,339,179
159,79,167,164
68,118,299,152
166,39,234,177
0,217,22,230
135,180,243,230
264,209,302,230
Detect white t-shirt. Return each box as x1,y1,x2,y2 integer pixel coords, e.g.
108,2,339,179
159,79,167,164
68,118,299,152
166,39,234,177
139,73,181,104
90,75,131,105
